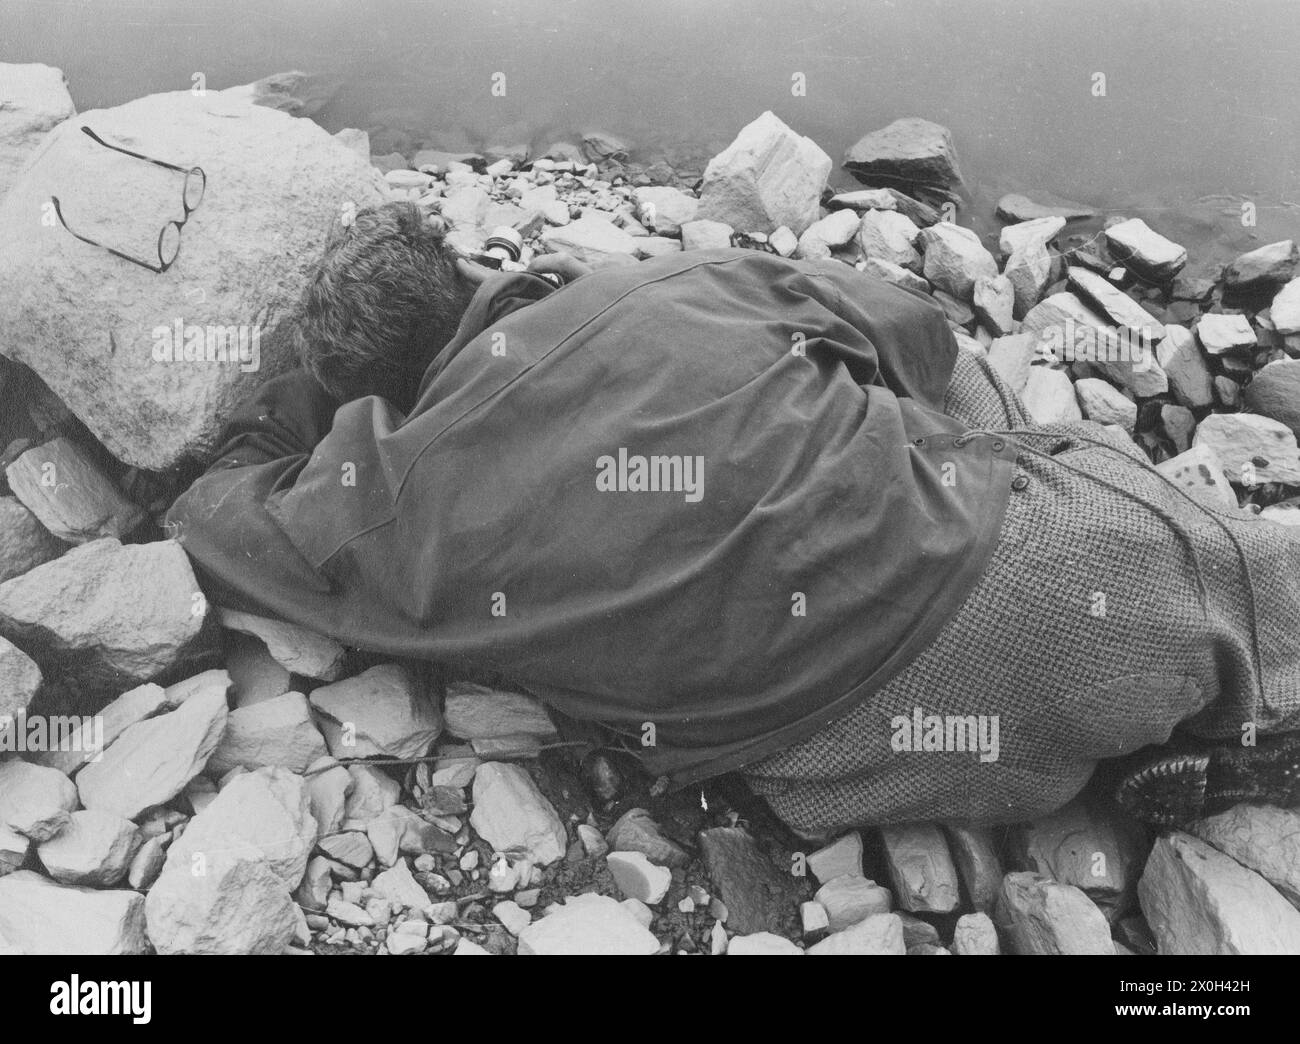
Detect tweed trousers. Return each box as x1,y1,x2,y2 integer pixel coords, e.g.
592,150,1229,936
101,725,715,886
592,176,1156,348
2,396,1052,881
744,351,1300,835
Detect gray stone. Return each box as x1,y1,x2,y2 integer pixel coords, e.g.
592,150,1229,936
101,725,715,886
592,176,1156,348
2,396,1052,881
333,127,369,163
0,88,387,470
606,807,690,868
844,117,963,190
0,825,28,877
0,63,76,198
1156,324,1215,408
861,257,929,294
997,871,1114,954
1075,378,1137,430
1194,412,1300,486
470,761,567,866
919,223,997,300
856,209,922,271
607,850,672,904
633,186,698,236
1244,359,1300,437
972,274,1015,336
1022,365,1083,424
217,608,344,681
1138,831,1300,954
0,538,210,690
944,825,1003,912
0,636,41,729
303,756,351,835
1104,218,1187,282
0,496,66,585
998,216,1066,257
0,759,77,841
696,111,830,236
699,826,803,937
1067,267,1166,342
985,334,1037,396
127,834,166,889
370,858,431,910
1224,240,1297,289
443,682,556,741
951,911,1000,954
1162,405,1197,453
1004,238,1053,318
76,672,228,820
1196,313,1257,355
795,209,862,261
540,216,638,266
310,663,441,760
1270,277,1300,335
813,875,891,932
517,893,658,955
31,680,173,777
806,831,863,884
806,912,905,955
680,218,734,252
727,931,803,955
343,762,401,823
1189,804,1300,910
881,824,960,913
36,808,140,886
0,870,146,954
1155,445,1238,510
4,436,145,545
206,690,327,776
995,193,1096,223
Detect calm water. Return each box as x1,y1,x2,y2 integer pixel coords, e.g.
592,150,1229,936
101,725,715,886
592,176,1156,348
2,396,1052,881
5,0,1300,263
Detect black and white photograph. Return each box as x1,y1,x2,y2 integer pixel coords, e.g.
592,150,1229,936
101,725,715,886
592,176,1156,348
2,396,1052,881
0,0,1297,1004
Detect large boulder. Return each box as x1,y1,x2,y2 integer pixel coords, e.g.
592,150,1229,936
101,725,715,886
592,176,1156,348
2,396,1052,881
0,870,147,954
0,63,76,200
5,435,144,544
844,118,963,192
0,538,211,689
695,111,830,236
0,88,386,470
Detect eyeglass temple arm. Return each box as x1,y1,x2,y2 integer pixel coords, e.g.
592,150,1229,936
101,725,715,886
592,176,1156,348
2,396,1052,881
49,196,166,273
80,125,194,177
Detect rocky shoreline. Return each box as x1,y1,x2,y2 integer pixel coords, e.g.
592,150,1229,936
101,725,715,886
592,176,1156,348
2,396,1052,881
2,65,1300,954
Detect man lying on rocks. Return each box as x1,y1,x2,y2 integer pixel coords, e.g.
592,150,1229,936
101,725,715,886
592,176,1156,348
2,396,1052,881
167,201,1300,839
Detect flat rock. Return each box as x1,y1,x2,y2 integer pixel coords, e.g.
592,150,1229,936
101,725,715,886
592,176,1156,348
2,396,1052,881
680,218,734,251
1188,804,1300,910
1104,218,1187,282
217,608,344,681
76,673,229,820
806,830,863,884
606,807,690,868
795,208,862,261
1075,378,1137,430
634,236,682,258
996,192,1096,223
1270,277,1300,334
1244,359,1300,437
0,870,146,954
517,893,658,955
0,759,78,841
5,436,144,545
696,111,830,236
1022,365,1084,424
470,761,567,866
1067,267,1165,342
540,216,638,267
0,496,66,585
1196,313,1256,355
206,690,327,776
999,216,1066,257
920,223,997,301
944,825,1003,912
0,636,41,728
30,680,173,776
309,663,441,760
997,871,1114,954
881,824,960,913
728,931,803,955
0,538,210,690
318,830,373,869
1156,324,1215,408
861,256,929,294
699,826,804,936
36,807,140,885
632,185,699,236
1023,292,1167,397
844,117,963,190
370,858,431,910
1224,239,1297,289
1138,831,1300,954
951,911,1000,955
607,850,672,904
856,209,922,271
1010,798,1147,921
806,912,905,955
443,682,556,741
1194,412,1300,486
1004,238,1053,318
0,88,386,470
0,63,76,198
813,875,891,932
1154,445,1238,510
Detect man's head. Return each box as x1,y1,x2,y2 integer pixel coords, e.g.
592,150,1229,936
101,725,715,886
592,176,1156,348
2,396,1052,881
296,202,475,410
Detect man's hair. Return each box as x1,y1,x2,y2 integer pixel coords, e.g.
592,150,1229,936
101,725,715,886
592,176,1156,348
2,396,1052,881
296,202,472,410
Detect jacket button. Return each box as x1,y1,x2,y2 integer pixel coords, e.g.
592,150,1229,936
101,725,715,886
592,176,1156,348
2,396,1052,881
1011,475,1030,491
992,440,1004,451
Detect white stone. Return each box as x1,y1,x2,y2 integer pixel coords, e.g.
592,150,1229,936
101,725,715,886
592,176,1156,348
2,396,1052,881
951,911,1000,955
0,63,76,197
1195,313,1256,355
728,931,803,955
680,218,734,252
997,871,1114,954
1269,277,1300,335
881,825,960,913
919,223,997,301
972,274,1015,336
1022,365,1083,424
493,899,532,935
769,226,798,257
1194,412,1300,486
76,673,228,820
814,875,892,932
370,858,431,910
607,850,672,904
309,663,441,760
1190,804,1300,910
443,682,556,740
303,756,351,835
1155,445,1238,510
37,808,140,886
633,186,699,236
1067,267,1165,342
0,870,146,954
5,436,144,544
1139,831,1300,954
795,209,861,261
218,609,344,680
1156,324,1215,408
517,894,658,955
1075,378,1137,430
998,216,1065,257
696,111,830,236
470,762,567,866
856,209,922,271
806,912,905,955
343,763,401,823
206,690,326,776
0,495,66,586
0,759,78,841
539,216,638,267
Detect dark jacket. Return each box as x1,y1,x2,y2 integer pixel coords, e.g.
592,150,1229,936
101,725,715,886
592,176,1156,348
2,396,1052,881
167,248,1017,785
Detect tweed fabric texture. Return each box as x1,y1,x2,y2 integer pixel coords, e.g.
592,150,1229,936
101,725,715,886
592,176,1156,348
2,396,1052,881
744,352,1300,834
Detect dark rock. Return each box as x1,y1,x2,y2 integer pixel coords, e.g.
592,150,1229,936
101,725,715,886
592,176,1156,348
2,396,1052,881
1243,359,1300,437
698,826,804,936
996,192,1097,223
844,117,963,191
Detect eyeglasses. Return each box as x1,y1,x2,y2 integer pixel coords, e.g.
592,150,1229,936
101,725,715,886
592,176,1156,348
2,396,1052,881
50,126,206,273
